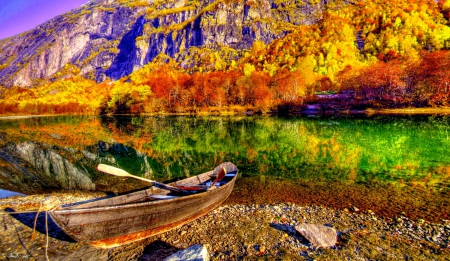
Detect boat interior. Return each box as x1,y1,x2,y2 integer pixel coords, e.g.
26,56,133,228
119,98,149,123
61,169,237,210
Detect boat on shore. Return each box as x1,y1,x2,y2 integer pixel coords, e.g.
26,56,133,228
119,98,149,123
49,162,238,248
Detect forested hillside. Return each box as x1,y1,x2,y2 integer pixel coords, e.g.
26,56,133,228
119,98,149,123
0,0,449,115
0,0,324,87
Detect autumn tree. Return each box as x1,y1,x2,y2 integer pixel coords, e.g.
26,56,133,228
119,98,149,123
439,0,450,20
250,71,273,110
408,51,450,105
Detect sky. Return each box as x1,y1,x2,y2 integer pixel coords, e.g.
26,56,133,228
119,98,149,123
0,0,89,40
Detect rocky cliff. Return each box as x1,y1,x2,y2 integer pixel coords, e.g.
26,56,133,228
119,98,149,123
0,0,326,88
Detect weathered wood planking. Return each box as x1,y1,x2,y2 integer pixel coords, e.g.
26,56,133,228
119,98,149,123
49,162,238,248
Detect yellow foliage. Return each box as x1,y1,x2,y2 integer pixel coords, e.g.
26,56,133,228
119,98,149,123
444,0,450,10
146,5,196,19
243,63,256,77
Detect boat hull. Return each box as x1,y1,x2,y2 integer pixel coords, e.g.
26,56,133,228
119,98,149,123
49,162,237,248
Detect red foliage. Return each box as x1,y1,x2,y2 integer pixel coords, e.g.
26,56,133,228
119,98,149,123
251,71,273,109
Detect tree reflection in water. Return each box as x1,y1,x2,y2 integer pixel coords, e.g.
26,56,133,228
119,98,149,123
0,115,449,220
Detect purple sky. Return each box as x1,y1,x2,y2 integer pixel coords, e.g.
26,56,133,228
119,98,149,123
0,0,89,40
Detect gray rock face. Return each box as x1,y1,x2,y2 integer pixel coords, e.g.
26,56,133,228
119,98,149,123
0,132,157,194
0,0,142,87
14,142,95,190
0,140,96,192
0,144,54,193
295,223,337,248
0,0,327,87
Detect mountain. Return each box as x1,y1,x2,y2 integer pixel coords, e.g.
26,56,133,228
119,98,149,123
1,0,448,115
0,0,326,88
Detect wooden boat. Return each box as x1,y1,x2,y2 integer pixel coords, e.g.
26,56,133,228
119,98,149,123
49,162,238,248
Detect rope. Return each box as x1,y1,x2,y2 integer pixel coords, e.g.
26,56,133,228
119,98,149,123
45,211,49,261
31,197,60,261
1,196,61,260
0,197,61,215
31,197,60,239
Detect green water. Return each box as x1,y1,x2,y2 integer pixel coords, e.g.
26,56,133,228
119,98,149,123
0,115,449,193
114,115,450,190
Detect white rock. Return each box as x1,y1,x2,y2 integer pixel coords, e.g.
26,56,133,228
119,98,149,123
164,244,209,261
295,224,337,248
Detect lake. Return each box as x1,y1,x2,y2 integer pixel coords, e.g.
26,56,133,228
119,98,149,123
0,115,449,221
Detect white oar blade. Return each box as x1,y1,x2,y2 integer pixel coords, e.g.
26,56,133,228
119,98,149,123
97,164,201,194
97,164,132,178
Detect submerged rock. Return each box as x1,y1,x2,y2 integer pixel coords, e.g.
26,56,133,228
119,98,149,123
295,224,337,248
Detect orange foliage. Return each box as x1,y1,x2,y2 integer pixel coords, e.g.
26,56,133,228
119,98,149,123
251,71,273,110
1,0,449,115
339,50,450,106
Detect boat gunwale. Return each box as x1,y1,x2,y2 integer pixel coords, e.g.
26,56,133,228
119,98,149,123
51,170,237,214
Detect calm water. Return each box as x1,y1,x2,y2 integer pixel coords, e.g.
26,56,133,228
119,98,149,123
0,115,449,218
0,188,25,198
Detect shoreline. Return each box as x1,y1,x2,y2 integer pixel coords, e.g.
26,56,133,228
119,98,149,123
228,177,450,223
0,188,450,261
0,114,63,120
367,107,450,115
1,106,450,119
1,192,449,260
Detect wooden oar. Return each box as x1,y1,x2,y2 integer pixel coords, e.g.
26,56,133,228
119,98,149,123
97,164,185,193
210,167,227,188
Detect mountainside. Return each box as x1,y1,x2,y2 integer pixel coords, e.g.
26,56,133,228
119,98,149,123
0,0,449,115
0,0,325,88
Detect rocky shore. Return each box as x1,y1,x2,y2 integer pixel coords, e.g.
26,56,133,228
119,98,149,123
1,191,449,260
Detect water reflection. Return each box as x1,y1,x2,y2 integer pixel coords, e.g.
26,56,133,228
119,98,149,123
0,115,449,196
0,188,24,198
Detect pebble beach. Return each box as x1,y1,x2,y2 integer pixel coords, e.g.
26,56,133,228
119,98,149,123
1,188,449,261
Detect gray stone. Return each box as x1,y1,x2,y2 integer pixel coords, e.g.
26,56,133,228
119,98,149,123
295,224,337,248
164,244,209,261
